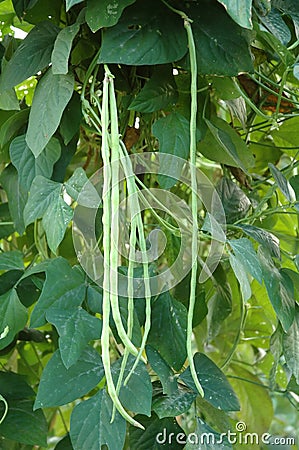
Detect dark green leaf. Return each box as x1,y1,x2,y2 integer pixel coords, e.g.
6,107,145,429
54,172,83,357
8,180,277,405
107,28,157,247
86,0,135,32
29,257,85,327
146,345,177,395
282,306,299,383
258,7,291,45
0,165,27,234
0,89,20,111
153,112,190,189
10,134,61,191
153,387,197,419
148,291,187,371
111,354,152,416
0,371,35,399
26,69,74,156
0,399,47,447
0,289,28,351
34,346,104,408
129,65,177,113
12,0,39,20
180,353,240,411
0,251,23,271
46,307,102,368
186,417,232,449
70,390,126,450
65,167,100,206
0,203,14,239
23,0,62,26
216,177,251,223
237,224,280,259
59,91,82,145
129,413,186,450
216,0,252,29
0,21,59,91
273,0,299,38
229,238,263,283
55,435,73,450
188,0,254,76
258,246,295,332
98,0,187,65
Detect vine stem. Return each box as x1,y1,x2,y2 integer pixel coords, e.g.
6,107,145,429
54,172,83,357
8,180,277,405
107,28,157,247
0,395,8,425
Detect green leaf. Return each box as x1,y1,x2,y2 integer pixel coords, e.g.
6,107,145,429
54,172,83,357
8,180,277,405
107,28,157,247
65,167,100,206
269,163,296,202
180,353,240,411
0,21,59,91
207,281,232,340
59,91,82,145
188,0,254,76
86,0,135,32
46,307,102,368
10,134,61,191
52,16,83,74
0,399,47,447
217,0,252,29
152,112,190,189
146,345,177,395
42,194,73,253
70,390,126,450
0,251,23,271
273,0,299,38
185,417,232,449
229,364,274,435
98,0,187,65
129,65,177,113
111,355,152,416
29,258,85,327
0,371,35,399
152,387,197,419
237,224,280,259
34,346,104,409
0,289,28,351
0,89,20,111
0,165,27,234
24,176,62,225
229,238,263,283
66,0,84,11
26,69,74,157
23,175,73,253
216,177,251,223
229,252,251,301
258,246,295,332
129,413,186,450
258,7,291,46
203,117,254,171
148,291,187,371
282,306,299,383
0,108,29,148
12,0,39,20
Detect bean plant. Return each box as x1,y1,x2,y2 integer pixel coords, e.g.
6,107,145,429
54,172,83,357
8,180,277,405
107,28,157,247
0,0,298,449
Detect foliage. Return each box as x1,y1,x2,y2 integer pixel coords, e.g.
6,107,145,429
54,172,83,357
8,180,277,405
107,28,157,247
0,0,298,449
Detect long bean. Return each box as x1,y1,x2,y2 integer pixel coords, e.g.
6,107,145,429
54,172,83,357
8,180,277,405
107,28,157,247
100,70,143,429
184,16,204,397
105,66,140,358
